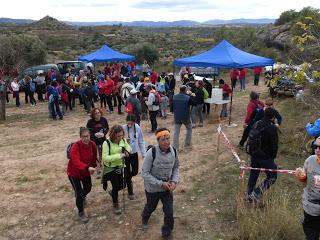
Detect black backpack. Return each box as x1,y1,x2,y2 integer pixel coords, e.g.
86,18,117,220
250,105,264,126
66,142,78,160
66,141,93,160
245,121,266,157
146,145,177,161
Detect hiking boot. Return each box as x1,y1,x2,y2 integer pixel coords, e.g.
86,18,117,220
162,234,173,240
141,218,148,230
238,144,244,150
78,211,89,223
198,123,203,127
113,203,122,215
247,192,260,203
128,194,135,200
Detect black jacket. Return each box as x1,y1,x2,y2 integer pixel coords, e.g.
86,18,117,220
257,118,278,159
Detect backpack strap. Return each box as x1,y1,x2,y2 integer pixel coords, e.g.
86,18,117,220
76,142,82,161
151,145,177,161
106,139,111,155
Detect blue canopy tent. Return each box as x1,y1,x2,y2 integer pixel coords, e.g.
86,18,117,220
173,40,274,125
79,44,135,62
173,39,274,68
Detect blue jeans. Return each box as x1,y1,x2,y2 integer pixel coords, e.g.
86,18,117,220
240,78,245,91
247,157,277,198
173,120,192,151
50,96,63,119
14,91,20,106
141,191,174,237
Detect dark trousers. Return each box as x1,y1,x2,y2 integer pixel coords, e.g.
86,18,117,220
85,98,94,113
50,96,63,119
6,92,9,103
106,95,113,111
247,157,277,197
231,78,237,89
99,94,106,108
125,153,139,195
37,84,45,101
149,110,158,131
113,95,118,106
103,169,125,204
117,95,123,113
203,103,210,115
239,125,252,146
141,191,174,237
68,93,74,110
303,211,320,240
24,90,29,104
68,175,92,213
254,74,260,86
14,91,20,106
29,92,36,105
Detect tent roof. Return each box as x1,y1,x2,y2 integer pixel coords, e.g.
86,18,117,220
79,44,135,62
173,40,274,68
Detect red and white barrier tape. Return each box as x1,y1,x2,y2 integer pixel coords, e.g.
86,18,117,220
217,125,243,164
217,125,296,176
240,166,295,175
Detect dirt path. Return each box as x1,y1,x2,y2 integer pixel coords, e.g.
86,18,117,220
0,82,267,240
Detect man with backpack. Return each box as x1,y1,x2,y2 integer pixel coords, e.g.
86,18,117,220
141,128,179,240
145,84,160,133
246,107,279,202
238,91,265,148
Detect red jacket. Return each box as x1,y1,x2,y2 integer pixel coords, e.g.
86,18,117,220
239,69,247,79
104,79,114,95
67,140,97,179
222,83,232,97
150,72,158,84
245,100,265,125
230,69,239,79
253,67,263,75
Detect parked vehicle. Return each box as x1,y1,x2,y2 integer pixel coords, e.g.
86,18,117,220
22,64,61,82
56,61,87,75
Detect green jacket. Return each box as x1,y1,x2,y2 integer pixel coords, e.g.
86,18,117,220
102,138,131,174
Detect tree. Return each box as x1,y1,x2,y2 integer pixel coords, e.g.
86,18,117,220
275,9,298,26
0,34,47,73
124,43,159,65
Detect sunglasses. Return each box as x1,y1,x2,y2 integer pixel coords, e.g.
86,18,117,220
313,145,320,149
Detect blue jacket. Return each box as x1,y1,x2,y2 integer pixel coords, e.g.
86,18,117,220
173,93,193,123
306,119,320,137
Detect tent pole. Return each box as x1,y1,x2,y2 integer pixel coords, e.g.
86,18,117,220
228,86,233,125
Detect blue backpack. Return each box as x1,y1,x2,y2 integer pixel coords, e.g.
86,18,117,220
30,81,36,92
51,87,59,97
250,105,264,126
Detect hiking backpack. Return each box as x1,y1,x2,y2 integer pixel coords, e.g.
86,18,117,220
245,121,266,157
30,81,36,93
250,105,264,125
146,145,177,161
153,91,161,106
125,101,134,114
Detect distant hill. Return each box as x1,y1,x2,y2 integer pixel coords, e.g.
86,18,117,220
29,16,73,30
0,16,275,27
0,18,33,25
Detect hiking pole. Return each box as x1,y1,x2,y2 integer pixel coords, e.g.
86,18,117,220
122,157,126,213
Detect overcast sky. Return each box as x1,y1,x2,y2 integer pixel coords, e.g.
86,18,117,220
1,0,320,22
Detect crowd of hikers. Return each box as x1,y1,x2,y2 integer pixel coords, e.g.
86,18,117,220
1,62,320,240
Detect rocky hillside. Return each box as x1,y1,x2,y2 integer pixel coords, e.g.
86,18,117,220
256,23,293,50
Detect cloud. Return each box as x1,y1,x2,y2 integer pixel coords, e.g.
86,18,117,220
52,2,117,8
132,0,218,12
